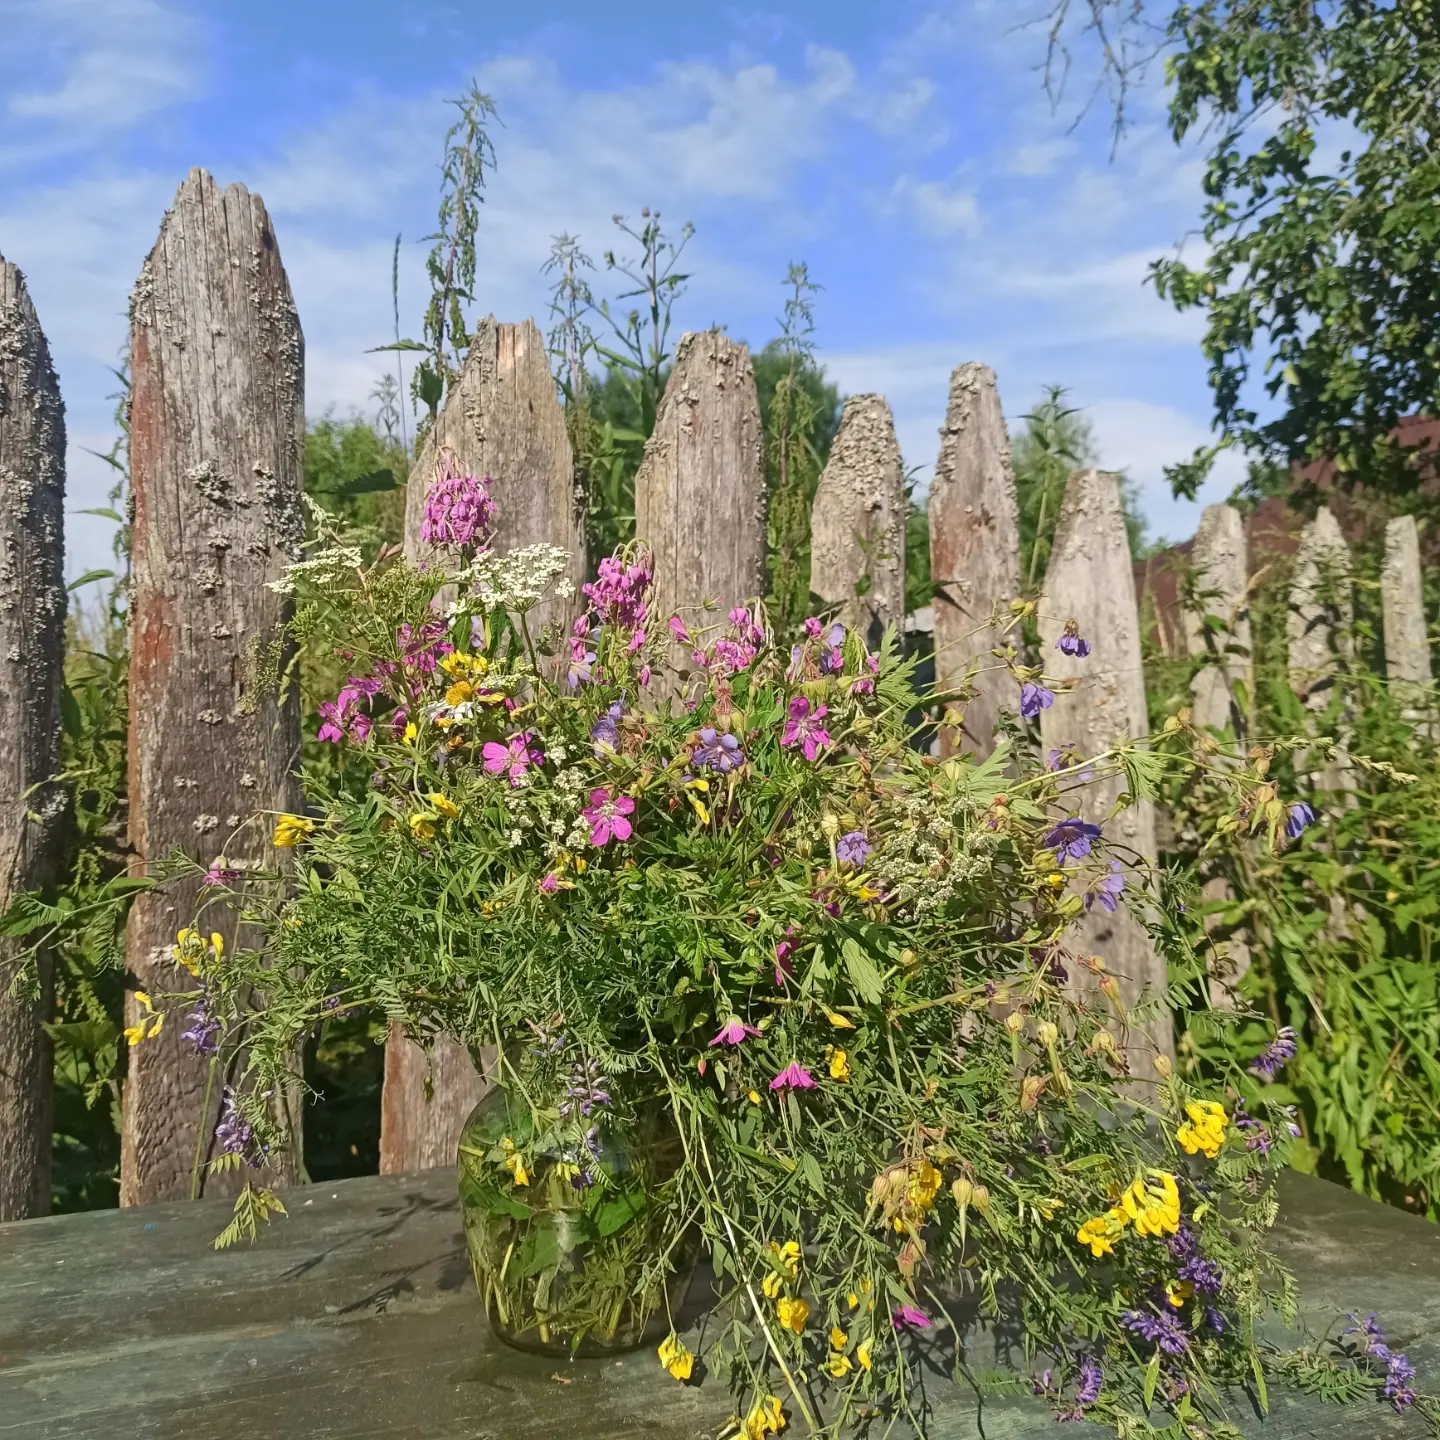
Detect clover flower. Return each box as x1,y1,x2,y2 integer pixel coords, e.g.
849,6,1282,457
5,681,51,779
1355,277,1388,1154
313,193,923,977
1250,1025,1297,1081
781,696,831,760
1056,619,1091,658
1044,816,1103,860
583,788,634,846
420,462,495,549
1020,681,1055,719
1286,801,1316,839
836,830,870,867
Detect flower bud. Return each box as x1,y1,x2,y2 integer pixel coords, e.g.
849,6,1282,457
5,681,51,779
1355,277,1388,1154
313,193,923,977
899,948,918,968
1036,1020,1059,1048
820,813,840,839
970,1184,991,1213
951,1178,974,1209
1005,1010,1025,1034
1020,1074,1047,1110
1153,1054,1173,1079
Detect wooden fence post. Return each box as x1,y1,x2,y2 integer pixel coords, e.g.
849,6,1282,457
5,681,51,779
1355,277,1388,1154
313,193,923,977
382,316,582,1175
1040,469,1171,1068
1382,514,1431,719
122,169,305,1205
808,394,905,647
0,256,68,1220
1287,506,1352,794
928,363,1021,759
635,331,766,627
1182,504,1252,1006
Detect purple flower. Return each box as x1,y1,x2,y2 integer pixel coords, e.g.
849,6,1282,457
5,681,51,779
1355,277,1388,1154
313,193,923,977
769,1062,816,1091
1044,817,1103,860
1074,1355,1102,1407
668,615,691,645
582,555,651,630
818,623,846,676
181,994,221,1056
1286,802,1316,839
215,1090,255,1160
781,696,831,761
482,731,543,787
558,1056,612,1119
892,1305,931,1330
1250,1025,1298,1081
583,788,635,846
774,929,798,987
836,830,870,867
1121,1309,1190,1356
1232,1100,1273,1155
1204,1306,1227,1334
693,727,744,774
1085,861,1125,913
420,462,495,549
1056,620,1091,658
709,1018,761,1046
1020,681,1055,719
1347,1314,1418,1413
1178,1255,1223,1294
590,702,624,757
803,617,823,639
201,858,243,888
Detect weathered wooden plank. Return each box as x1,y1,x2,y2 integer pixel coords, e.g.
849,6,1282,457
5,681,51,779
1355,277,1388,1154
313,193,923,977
1381,514,1431,717
0,255,67,1220
0,1167,1432,1439
1039,470,1170,1067
929,363,1021,759
808,393,906,647
1287,507,1352,794
634,330,766,628
123,169,305,1205
383,316,582,1176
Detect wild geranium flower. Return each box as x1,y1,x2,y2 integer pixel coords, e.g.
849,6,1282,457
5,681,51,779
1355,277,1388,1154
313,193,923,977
1085,861,1125,913
770,1061,815,1091
583,788,635,846
774,928,798,986
566,618,597,689
1286,801,1316,839
1020,681,1055,719
1250,1026,1297,1081
1056,619,1091,658
818,622,845,675
709,1018,760,1046
420,461,495,549
692,727,744,773
482,732,543,787
836,830,870,867
781,696,831,760
893,1305,930,1330
590,702,623,757
1045,816,1103,860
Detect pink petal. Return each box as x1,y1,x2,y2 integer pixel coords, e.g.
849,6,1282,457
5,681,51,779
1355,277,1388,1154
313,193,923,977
610,815,633,843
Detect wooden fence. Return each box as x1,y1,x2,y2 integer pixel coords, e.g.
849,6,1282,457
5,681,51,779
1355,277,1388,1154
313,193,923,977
0,167,1431,1215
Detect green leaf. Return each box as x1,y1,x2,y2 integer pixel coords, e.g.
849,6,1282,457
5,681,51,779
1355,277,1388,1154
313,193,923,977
590,1189,646,1237
322,469,399,497
75,507,124,522
1251,1350,1269,1414
842,937,884,1005
800,1152,825,1195
367,339,428,353
1142,1351,1160,1410
67,569,114,591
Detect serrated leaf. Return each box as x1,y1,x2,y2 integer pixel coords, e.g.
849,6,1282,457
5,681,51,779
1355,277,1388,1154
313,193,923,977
842,937,884,1005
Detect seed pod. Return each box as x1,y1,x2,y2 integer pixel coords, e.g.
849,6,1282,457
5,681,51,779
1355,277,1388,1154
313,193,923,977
1036,1020,1059,1048
1005,1010,1025,1034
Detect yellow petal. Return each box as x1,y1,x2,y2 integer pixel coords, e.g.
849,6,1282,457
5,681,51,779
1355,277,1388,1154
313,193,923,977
403,722,418,742
856,1338,872,1371
122,1023,146,1046
210,932,224,957
825,1009,856,1029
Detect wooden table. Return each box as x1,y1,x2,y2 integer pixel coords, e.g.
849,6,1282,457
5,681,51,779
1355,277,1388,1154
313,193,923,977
1,1169,1434,1438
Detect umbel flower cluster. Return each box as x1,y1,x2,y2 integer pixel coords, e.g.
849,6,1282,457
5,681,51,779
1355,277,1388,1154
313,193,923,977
152,463,1418,1437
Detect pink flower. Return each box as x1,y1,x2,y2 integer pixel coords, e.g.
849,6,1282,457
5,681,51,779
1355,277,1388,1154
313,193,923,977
668,616,691,645
774,928,798,986
483,731,542,787
709,1019,761,1047
639,664,652,688
538,873,560,894
850,678,875,696
583,788,635,847
781,695,831,761
893,1305,930,1330
803,616,823,639
420,460,495,549
769,1062,815,1091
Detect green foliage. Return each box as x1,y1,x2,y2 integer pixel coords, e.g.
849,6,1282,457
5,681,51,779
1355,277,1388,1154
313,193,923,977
303,413,408,547
1152,1,1440,498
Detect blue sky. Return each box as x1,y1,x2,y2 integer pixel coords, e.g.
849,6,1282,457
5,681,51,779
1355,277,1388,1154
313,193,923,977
1,0,1243,580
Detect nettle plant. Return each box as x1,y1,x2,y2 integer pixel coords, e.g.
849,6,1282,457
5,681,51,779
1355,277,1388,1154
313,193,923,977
140,459,1425,1437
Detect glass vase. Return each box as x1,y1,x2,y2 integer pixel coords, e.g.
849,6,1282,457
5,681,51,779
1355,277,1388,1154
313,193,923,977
457,1077,694,1357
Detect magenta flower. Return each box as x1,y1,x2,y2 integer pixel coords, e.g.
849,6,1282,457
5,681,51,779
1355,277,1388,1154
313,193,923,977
781,696,831,761
582,555,651,629
769,1062,815,1091
583,788,635,846
774,927,798,986
709,1019,761,1047
668,615,691,645
420,462,495,549
538,873,560,894
483,731,542,787
803,616,823,638
893,1305,931,1330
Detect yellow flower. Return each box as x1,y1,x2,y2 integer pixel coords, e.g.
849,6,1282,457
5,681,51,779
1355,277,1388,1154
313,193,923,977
499,1137,529,1187
829,1326,848,1350
272,813,314,847
847,1291,860,1311
824,1353,852,1379
657,1333,694,1381
1075,1208,1128,1258
907,1159,942,1211
1177,1099,1229,1159
827,1047,851,1082
403,721,418,742
856,1338,872,1372
688,793,711,825
748,1089,762,1105
444,680,475,707
762,1271,783,1299
743,1395,786,1439
1165,1280,1194,1309
409,814,436,840
768,1240,801,1277
428,793,461,820
775,1296,810,1334
1121,1171,1182,1237
123,1021,147,1046
824,1008,855,1029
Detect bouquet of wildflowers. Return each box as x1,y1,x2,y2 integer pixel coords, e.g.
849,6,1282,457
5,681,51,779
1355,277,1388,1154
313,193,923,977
147,463,1413,1437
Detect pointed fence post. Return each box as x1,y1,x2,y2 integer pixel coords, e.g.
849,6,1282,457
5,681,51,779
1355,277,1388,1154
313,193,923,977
123,169,305,1205
1040,470,1170,1069
0,256,67,1220
1382,514,1432,721
808,394,906,648
635,330,766,630
382,316,582,1175
928,363,1021,759
1287,507,1353,795
1182,504,1253,1007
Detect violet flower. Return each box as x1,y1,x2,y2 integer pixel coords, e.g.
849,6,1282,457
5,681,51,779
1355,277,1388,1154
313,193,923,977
781,696,831,761
836,830,870,867
590,702,623,757
1250,1025,1298,1081
1056,620,1091,658
1121,1309,1190,1356
1085,860,1125,913
1045,816,1103,860
215,1090,255,1161
1020,681,1055,719
693,727,744,774
1286,801,1316,839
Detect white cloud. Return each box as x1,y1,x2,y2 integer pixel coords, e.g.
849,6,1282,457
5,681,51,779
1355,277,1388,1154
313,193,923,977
1007,138,1071,176
895,175,981,238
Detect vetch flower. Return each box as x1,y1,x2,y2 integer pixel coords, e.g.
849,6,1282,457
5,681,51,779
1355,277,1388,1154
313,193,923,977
583,788,635,847
215,1090,255,1161
775,1296,810,1334
1019,681,1055,719
1121,1308,1189,1356
1286,801,1316,839
559,1056,612,1118
836,830,870,867
1044,816,1103,860
1056,619,1091,658
201,857,243,888
1250,1025,1297,1081
272,813,314,848
781,696,831,760
657,1333,695,1382
181,993,221,1056
709,1018,760,1046
769,1062,815,1091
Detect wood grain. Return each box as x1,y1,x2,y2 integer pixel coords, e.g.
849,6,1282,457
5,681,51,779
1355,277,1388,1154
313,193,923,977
383,317,582,1176
1382,514,1431,714
808,393,906,648
123,169,305,1205
1287,507,1353,794
1039,470,1170,1068
929,363,1021,759
0,255,67,1220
